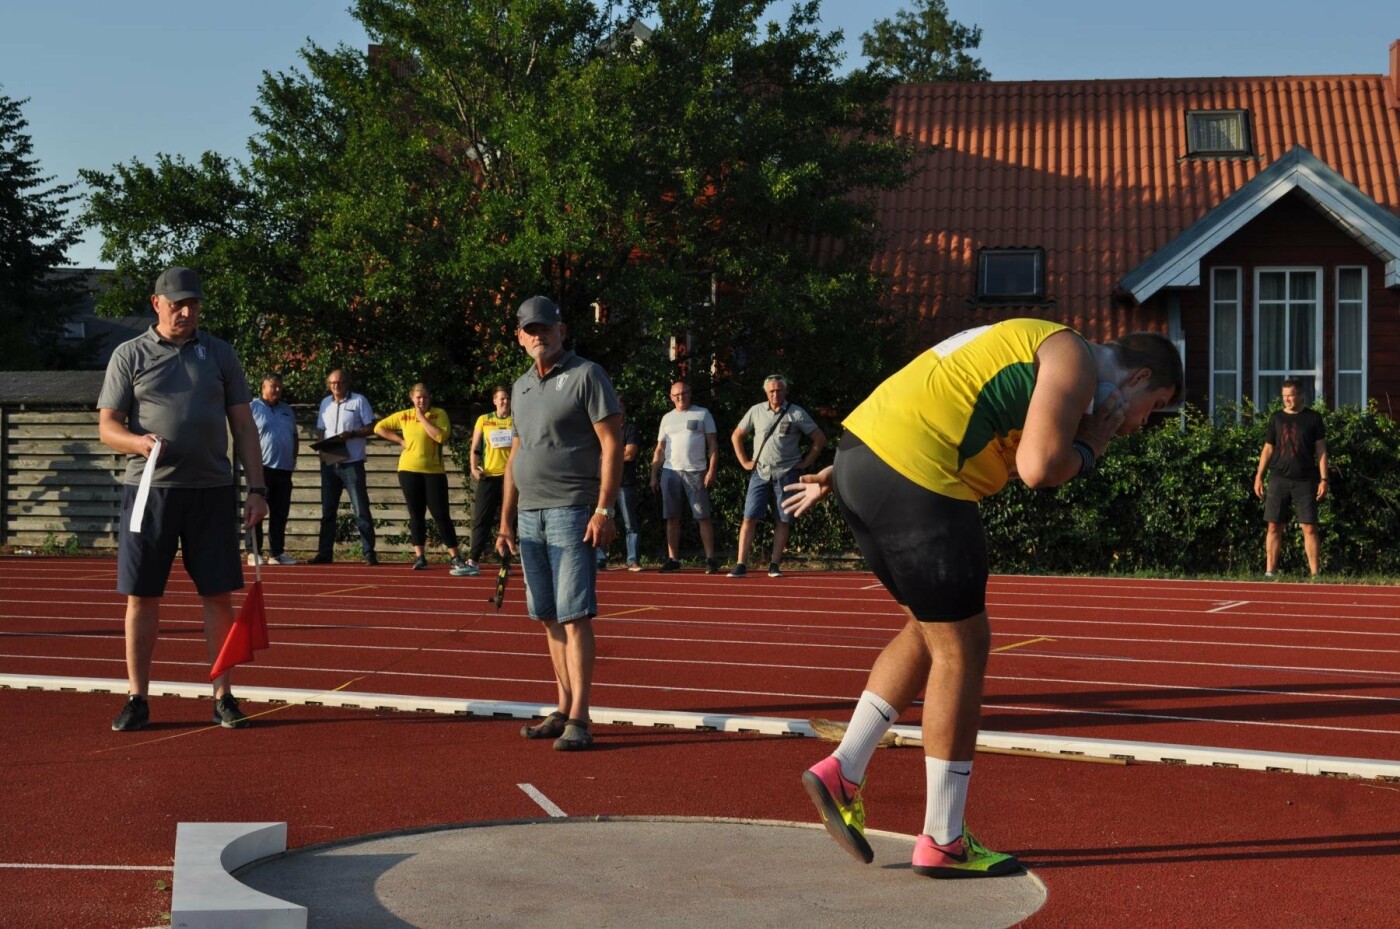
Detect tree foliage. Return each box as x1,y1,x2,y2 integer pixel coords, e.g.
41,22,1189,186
0,88,86,369
80,0,915,432
860,0,990,83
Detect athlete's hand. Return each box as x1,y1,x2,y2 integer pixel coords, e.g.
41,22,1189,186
782,466,833,518
242,493,268,530
1075,385,1125,457
495,526,518,558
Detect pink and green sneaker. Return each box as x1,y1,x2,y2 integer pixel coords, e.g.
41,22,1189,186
912,827,1020,879
801,755,874,864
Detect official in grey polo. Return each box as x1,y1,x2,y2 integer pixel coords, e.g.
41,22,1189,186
497,295,622,751
97,266,268,733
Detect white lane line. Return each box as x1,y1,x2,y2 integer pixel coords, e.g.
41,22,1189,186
983,702,1399,736
518,784,566,817
1208,600,1249,613
0,863,172,871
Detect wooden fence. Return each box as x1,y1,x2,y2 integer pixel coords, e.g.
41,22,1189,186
2,407,471,554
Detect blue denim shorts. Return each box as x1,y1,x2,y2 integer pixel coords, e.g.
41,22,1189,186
742,468,800,523
517,506,597,623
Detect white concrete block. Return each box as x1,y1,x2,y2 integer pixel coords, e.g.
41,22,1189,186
171,822,305,929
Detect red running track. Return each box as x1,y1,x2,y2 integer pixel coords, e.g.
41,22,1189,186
1,557,1398,929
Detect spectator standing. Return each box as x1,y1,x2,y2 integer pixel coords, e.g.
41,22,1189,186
310,370,377,565
649,381,720,574
248,373,299,566
597,398,643,571
497,296,622,751
374,383,469,572
728,375,827,578
782,321,1181,879
1253,378,1328,578
98,267,268,731
457,386,514,577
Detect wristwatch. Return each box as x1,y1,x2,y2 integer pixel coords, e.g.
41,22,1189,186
248,487,268,497
594,506,615,517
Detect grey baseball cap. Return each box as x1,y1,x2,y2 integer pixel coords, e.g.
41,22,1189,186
153,267,204,301
516,295,562,329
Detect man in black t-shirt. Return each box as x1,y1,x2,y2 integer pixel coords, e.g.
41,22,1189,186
1253,379,1328,578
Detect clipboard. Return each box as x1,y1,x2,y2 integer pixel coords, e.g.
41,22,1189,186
311,436,351,465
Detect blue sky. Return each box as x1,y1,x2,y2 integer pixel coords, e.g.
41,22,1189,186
3,0,1397,267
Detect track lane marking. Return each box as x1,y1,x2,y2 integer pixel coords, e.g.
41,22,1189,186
993,636,1054,653
518,784,566,817
320,585,377,596
1208,600,1249,613
598,606,659,618
0,863,172,871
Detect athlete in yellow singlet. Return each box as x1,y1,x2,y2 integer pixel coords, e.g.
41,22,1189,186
786,320,1183,880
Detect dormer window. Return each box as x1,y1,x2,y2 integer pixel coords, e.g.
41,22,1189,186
1187,109,1252,156
977,247,1045,302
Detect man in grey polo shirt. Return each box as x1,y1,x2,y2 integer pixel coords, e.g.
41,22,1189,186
497,295,622,751
729,374,827,578
98,267,268,732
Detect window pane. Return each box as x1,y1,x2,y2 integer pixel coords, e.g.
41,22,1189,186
1338,373,1362,409
1213,372,1237,404
1213,302,1236,369
1213,268,1238,301
1289,304,1315,368
981,252,1039,297
1338,304,1362,368
1259,305,1285,368
1289,272,1316,302
1257,375,1284,406
1259,272,1285,301
1338,268,1363,302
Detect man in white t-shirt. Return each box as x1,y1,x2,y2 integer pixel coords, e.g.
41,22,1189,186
649,381,720,573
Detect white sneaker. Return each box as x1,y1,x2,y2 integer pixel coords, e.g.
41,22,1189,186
247,552,263,566
271,553,298,566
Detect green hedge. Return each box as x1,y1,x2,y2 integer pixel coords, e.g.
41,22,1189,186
981,402,1400,578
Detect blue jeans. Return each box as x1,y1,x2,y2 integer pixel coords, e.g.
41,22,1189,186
318,460,376,557
598,484,640,565
518,506,597,622
743,468,800,524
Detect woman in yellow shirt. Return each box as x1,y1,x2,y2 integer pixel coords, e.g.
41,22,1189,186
374,383,467,572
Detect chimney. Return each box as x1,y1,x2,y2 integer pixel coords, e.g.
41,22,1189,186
1389,39,1400,109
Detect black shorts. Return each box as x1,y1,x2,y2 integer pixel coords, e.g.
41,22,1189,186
833,433,987,622
1265,475,1320,525
118,485,244,597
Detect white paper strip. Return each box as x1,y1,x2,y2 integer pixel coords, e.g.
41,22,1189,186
129,438,162,534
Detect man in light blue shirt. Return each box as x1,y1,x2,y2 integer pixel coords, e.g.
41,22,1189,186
311,369,378,564
249,373,299,566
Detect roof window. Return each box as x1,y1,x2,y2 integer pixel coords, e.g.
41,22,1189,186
977,248,1045,302
1186,109,1253,156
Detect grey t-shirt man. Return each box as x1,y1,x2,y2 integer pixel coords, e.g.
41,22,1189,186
97,326,252,487
735,402,819,479
511,350,621,509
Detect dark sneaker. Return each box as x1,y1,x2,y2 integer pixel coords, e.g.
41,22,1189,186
659,559,682,573
212,693,250,729
308,553,333,565
521,711,568,740
768,562,783,578
412,555,428,570
596,559,608,572
553,719,594,751
705,558,721,575
364,552,380,566
111,695,150,732
728,563,748,578
451,560,480,577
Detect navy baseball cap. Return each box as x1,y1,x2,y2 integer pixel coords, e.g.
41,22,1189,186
516,295,562,329
153,267,204,301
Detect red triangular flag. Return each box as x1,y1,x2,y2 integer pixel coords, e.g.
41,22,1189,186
210,580,270,679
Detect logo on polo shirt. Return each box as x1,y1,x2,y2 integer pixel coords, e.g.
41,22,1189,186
555,373,570,392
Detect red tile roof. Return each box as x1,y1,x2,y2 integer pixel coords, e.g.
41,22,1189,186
876,66,1400,341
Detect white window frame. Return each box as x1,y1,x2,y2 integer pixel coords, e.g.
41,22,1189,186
1252,266,1323,404
1208,267,1243,418
1186,109,1252,156
1335,266,1368,409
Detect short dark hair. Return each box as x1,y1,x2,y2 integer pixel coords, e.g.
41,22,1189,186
1109,333,1184,404
1281,377,1304,392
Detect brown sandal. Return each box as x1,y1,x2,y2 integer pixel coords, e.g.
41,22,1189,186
521,711,568,740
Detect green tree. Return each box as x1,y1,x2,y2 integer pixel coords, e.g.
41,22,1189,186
80,0,914,430
0,88,87,369
860,0,990,83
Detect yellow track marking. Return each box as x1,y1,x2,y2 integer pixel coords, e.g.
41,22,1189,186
991,635,1054,653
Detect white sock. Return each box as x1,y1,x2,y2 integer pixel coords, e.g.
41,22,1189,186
923,757,973,846
831,690,897,784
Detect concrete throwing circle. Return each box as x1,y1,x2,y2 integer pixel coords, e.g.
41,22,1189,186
238,817,1046,928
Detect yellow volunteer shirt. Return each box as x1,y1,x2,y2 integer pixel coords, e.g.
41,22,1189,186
843,319,1074,501
376,407,450,473
475,414,514,477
